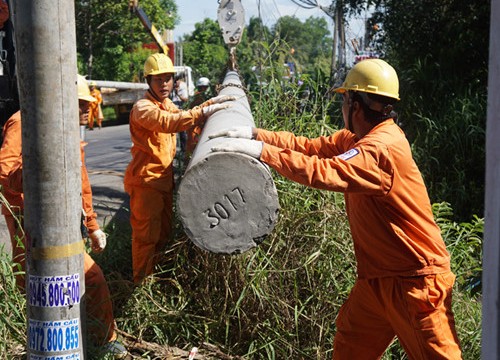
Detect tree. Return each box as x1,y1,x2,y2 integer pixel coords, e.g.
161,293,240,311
180,18,228,84
372,0,489,101
289,0,364,83
370,0,490,219
75,0,178,81
273,16,332,76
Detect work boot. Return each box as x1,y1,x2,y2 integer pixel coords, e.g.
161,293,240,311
101,339,128,359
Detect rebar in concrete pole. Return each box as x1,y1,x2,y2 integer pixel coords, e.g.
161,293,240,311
482,0,500,358
177,71,279,254
14,1,85,358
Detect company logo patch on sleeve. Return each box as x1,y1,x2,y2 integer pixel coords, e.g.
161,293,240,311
337,148,360,161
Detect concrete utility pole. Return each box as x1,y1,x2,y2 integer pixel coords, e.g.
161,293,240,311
482,0,500,358
290,0,345,86
14,1,85,358
177,71,280,254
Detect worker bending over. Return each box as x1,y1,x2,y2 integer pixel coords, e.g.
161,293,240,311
211,59,462,359
0,75,127,358
124,53,233,285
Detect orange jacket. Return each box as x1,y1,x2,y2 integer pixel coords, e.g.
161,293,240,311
80,141,99,232
0,111,23,215
257,119,450,279
185,91,211,154
124,91,206,191
89,89,103,120
0,111,99,232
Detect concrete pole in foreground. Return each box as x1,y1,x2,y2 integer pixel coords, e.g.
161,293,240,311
482,0,500,358
14,1,85,358
177,71,279,254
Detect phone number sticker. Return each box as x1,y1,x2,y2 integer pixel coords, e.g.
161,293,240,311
30,353,81,360
28,318,80,352
28,274,81,308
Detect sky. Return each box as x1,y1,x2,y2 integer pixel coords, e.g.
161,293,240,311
175,0,366,42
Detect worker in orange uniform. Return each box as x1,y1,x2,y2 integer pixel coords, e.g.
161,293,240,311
0,75,128,358
123,53,234,285
185,76,212,158
210,59,462,359
88,81,104,130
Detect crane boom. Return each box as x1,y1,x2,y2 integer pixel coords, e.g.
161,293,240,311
128,0,171,57
132,6,169,54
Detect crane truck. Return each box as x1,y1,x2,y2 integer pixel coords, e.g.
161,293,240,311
0,0,196,129
94,0,194,123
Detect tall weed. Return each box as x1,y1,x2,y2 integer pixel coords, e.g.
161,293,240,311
0,67,482,359
397,57,486,221
0,247,26,359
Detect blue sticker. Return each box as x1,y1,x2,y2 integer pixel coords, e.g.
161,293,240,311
337,148,359,161
28,274,81,308
28,318,80,353
30,353,81,360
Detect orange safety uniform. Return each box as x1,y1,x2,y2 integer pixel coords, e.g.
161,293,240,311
124,91,207,284
185,91,210,156
0,111,117,346
185,117,206,156
81,141,100,233
88,88,103,129
0,111,25,286
256,119,462,359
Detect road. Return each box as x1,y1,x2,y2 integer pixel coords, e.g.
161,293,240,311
0,124,132,257
83,124,132,228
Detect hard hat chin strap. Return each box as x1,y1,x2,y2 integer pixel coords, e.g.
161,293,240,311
358,92,393,116
350,91,395,128
347,91,356,134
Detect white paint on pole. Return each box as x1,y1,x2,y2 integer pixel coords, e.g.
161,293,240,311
13,0,85,358
483,0,500,358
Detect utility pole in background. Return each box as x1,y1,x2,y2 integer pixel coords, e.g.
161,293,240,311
482,0,500,358
291,0,346,86
333,1,346,85
175,42,183,66
13,1,85,358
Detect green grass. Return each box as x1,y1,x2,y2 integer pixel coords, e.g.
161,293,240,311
0,74,482,359
0,245,27,358
0,185,482,359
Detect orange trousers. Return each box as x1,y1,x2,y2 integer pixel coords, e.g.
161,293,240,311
127,185,173,284
84,253,117,345
88,104,102,129
4,214,116,346
333,273,462,359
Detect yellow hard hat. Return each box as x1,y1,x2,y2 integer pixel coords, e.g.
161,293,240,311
144,53,175,77
333,59,400,101
77,74,96,102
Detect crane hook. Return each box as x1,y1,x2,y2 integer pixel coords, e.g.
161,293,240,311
217,0,245,48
